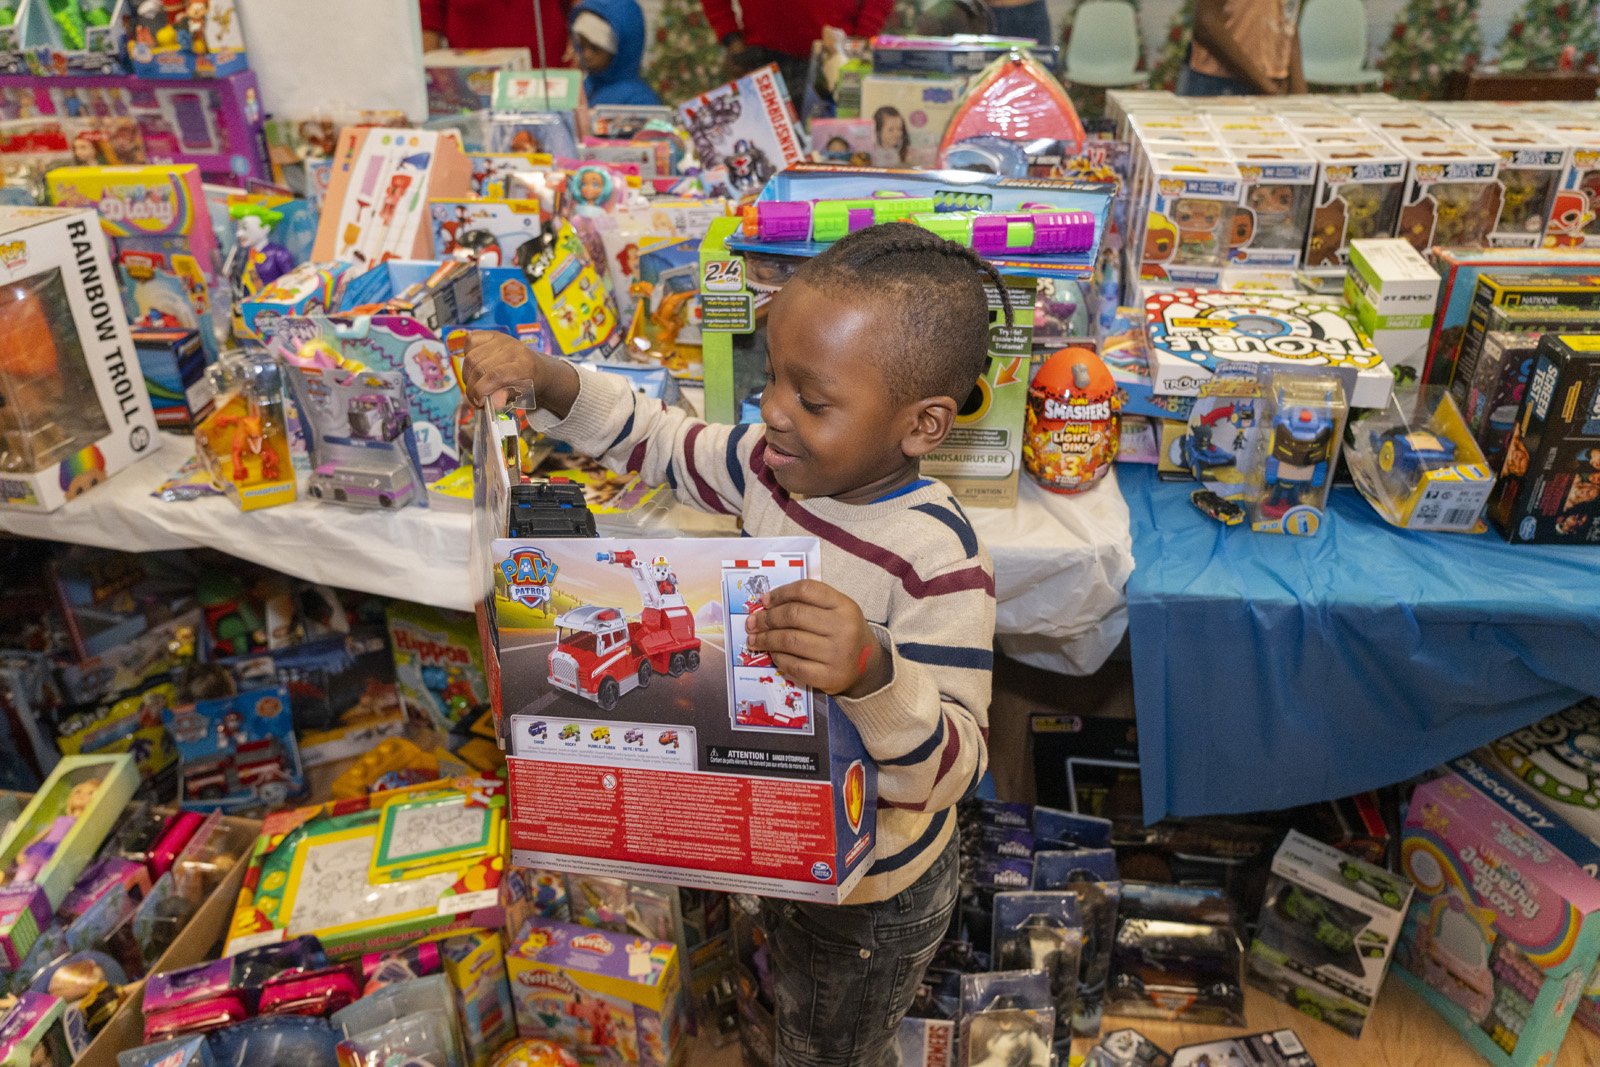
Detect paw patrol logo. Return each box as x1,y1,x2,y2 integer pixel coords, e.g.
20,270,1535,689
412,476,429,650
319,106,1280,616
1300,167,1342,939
0,240,25,269
501,548,558,609
1416,164,1445,181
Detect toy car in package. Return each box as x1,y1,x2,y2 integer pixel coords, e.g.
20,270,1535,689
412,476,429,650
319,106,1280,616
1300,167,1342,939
1346,387,1493,532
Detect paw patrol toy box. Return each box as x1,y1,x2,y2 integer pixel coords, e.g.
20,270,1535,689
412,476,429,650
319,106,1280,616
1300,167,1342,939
473,414,876,904
1396,771,1600,1067
0,205,159,513
507,919,685,1067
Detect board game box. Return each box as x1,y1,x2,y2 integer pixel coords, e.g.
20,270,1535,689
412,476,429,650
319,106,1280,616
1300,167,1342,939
485,535,876,903
1144,290,1393,408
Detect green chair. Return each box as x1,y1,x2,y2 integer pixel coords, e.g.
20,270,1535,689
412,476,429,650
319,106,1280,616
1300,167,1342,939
1299,0,1384,86
1065,0,1146,88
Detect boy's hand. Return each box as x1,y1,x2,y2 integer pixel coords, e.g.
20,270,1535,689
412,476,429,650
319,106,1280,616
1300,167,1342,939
744,580,891,699
459,330,579,418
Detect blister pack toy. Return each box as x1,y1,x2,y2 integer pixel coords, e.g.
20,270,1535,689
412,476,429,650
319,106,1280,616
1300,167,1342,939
1346,387,1492,533
195,349,295,511
162,684,305,816
959,970,1053,1067
288,363,427,511
677,64,803,196
992,891,1083,1053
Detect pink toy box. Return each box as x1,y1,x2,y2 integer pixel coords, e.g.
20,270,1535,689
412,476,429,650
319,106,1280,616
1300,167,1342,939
0,71,268,184
1396,771,1600,1067
46,163,225,357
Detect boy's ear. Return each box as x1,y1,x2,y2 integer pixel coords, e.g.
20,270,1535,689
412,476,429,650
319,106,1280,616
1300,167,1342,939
900,396,958,459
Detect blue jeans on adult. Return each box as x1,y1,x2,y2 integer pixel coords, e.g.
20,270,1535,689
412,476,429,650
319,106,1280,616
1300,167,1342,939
990,0,1054,47
1177,59,1258,96
761,833,960,1067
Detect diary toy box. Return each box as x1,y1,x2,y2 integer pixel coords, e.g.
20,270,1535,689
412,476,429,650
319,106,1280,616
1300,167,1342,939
1396,772,1600,1067
506,919,685,1067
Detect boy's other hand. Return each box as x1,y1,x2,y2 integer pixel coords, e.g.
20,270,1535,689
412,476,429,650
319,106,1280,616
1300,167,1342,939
744,580,891,699
460,330,546,408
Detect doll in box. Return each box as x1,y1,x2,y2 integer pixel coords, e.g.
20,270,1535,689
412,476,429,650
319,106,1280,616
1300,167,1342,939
1,772,103,886
0,277,108,476
1173,199,1224,264
1247,185,1306,249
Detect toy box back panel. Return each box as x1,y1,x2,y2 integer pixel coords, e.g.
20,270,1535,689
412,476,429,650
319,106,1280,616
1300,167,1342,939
490,536,876,903
1396,772,1600,1067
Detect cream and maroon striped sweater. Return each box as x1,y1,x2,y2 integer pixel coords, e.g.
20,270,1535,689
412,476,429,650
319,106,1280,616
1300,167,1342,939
530,367,995,903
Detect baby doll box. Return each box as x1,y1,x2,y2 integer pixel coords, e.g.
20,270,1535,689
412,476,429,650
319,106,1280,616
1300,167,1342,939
0,205,159,513
0,754,138,967
223,777,507,960
1397,772,1600,1067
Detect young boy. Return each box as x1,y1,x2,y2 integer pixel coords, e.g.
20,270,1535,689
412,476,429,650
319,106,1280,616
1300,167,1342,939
567,0,660,106
463,222,1000,1066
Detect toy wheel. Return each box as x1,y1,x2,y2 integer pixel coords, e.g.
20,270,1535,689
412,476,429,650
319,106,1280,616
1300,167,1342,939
309,484,323,498
1379,440,1396,473
637,660,653,689
335,488,348,502
597,678,620,712
668,652,687,677
686,650,700,671
379,494,393,507
1383,889,1402,908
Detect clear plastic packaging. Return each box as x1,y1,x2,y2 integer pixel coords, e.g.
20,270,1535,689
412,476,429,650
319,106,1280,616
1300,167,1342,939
335,1009,462,1067
331,974,465,1067
1107,918,1245,1026
992,892,1084,1048
0,268,110,474
195,349,294,511
1244,369,1348,536
1347,387,1493,533
959,970,1055,1067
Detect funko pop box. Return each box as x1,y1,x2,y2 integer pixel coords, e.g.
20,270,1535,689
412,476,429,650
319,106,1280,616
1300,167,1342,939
472,415,876,904
1397,771,1600,1067
0,205,160,513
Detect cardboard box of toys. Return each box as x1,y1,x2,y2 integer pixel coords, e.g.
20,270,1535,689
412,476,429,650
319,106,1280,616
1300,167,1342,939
223,777,507,960
0,205,160,513
1487,334,1600,544
1249,829,1411,1038
1397,771,1600,1067
46,164,225,359
506,918,685,1067
0,754,138,967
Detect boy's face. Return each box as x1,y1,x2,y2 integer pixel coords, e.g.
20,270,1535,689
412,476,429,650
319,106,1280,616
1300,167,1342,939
574,36,612,74
762,281,940,504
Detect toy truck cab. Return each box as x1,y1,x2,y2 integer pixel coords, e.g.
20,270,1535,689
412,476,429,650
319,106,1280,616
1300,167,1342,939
549,606,649,712
236,738,293,805
347,394,408,442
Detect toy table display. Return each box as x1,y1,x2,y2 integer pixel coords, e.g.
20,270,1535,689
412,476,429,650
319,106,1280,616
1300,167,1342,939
225,778,506,959
1121,463,1600,822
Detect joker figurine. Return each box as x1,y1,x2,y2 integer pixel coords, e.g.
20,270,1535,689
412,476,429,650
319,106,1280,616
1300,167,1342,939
229,203,295,297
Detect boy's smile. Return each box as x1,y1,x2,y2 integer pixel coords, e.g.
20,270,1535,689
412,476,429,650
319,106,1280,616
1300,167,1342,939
762,282,939,504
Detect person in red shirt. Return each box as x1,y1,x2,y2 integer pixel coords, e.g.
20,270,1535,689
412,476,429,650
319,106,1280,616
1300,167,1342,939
702,0,893,102
421,0,572,69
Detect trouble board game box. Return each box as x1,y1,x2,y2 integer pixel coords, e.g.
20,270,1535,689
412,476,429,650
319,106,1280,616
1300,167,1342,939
1397,772,1600,1067
1486,334,1600,544
487,536,876,903
1144,289,1394,408
1484,700,1600,861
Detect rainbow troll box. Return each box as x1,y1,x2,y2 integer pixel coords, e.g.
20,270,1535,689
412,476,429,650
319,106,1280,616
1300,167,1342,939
485,536,876,904
1396,772,1600,1067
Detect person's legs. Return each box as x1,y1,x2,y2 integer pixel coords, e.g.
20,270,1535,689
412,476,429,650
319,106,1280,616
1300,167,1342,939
1176,51,1257,95
761,835,959,1067
989,0,1054,48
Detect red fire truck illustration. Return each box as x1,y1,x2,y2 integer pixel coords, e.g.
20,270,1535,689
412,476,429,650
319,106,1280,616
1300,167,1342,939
548,550,701,711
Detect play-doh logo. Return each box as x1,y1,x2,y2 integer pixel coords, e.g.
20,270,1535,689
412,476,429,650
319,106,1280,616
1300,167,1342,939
570,932,613,955
516,970,578,995
0,240,26,269
502,548,558,609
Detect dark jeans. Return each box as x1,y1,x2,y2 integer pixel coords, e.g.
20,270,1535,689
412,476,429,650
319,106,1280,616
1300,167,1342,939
1177,61,1258,96
990,0,1054,48
730,46,813,107
761,832,960,1067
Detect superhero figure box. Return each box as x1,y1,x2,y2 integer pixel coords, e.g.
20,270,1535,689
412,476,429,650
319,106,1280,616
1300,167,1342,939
483,534,876,904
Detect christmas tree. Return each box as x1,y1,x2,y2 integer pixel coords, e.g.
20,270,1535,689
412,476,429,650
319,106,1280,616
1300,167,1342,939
1498,0,1600,70
1149,0,1195,91
1378,0,1483,99
645,0,724,104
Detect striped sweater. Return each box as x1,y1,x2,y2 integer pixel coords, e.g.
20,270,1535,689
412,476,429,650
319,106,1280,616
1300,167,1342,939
531,368,995,903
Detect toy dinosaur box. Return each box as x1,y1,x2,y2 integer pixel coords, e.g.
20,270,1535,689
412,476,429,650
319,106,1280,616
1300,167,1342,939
1395,772,1600,1067
506,918,685,1067
483,533,876,904
1248,830,1412,1037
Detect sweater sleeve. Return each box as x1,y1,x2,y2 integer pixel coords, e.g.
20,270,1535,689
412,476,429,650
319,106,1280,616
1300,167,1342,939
700,0,741,42
419,0,445,35
528,366,758,517
835,549,994,814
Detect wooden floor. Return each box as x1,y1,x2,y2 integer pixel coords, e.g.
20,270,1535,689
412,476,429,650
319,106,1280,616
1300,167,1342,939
688,980,1600,1065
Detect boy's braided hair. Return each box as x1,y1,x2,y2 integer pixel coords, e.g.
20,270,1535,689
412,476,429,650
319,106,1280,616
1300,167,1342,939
792,221,1012,406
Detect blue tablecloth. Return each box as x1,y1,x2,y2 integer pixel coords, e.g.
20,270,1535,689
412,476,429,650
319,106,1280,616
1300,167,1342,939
1122,464,1600,822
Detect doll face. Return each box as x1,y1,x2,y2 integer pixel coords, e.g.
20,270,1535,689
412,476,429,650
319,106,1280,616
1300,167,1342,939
1173,199,1221,231
579,170,606,204
64,778,100,817
1230,207,1255,248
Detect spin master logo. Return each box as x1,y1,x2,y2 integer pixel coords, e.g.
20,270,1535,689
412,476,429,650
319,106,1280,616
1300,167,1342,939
501,548,558,609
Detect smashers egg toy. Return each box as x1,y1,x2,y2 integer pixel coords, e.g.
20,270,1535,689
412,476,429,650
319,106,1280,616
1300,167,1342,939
1023,346,1120,494
491,1038,580,1067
